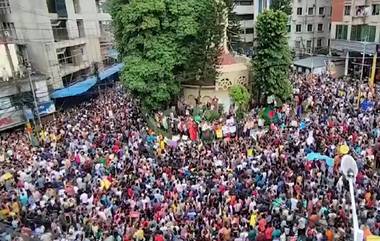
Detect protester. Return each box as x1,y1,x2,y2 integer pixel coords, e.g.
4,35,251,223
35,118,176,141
0,75,379,241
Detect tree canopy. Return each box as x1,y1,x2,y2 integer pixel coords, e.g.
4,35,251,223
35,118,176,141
223,0,242,52
270,0,292,15
110,0,224,110
252,10,293,102
229,84,250,110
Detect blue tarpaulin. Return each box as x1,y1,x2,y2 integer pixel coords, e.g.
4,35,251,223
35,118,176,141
51,77,97,99
306,152,334,167
99,63,123,80
51,64,124,99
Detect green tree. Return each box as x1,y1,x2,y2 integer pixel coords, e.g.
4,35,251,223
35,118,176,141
223,0,242,52
270,0,292,15
110,0,224,110
229,84,251,110
183,0,224,86
252,10,293,102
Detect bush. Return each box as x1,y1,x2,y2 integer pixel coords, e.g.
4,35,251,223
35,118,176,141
229,84,250,110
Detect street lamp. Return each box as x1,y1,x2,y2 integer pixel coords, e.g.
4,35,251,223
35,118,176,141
340,155,363,241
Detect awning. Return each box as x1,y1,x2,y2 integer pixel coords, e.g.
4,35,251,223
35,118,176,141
99,63,123,80
51,77,97,99
293,56,329,69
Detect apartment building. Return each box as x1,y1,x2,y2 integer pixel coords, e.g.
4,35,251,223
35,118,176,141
330,0,380,79
233,0,255,54
0,0,114,89
288,0,332,56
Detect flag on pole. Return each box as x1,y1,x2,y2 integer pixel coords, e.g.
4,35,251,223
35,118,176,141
369,53,377,87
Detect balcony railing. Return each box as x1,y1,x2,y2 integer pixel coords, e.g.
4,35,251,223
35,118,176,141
0,0,10,14
354,6,370,16
331,39,377,54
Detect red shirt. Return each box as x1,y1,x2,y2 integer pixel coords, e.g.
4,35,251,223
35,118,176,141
154,234,164,241
265,227,273,240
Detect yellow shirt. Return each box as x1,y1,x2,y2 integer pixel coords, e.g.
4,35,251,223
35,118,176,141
249,213,257,227
133,229,144,240
247,148,253,157
216,129,223,139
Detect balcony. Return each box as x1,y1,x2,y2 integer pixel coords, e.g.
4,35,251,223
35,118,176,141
99,32,113,45
0,0,10,15
353,6,370,17
0,29,24,45
331,39,377,54
57,45,90,76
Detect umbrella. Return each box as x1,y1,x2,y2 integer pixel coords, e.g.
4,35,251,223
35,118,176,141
339,145,349,155
0,172,13,181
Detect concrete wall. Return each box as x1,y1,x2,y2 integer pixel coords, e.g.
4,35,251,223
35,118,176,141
5,0,112,89
0,44,20,78
183,86,232,111
289,0,331,54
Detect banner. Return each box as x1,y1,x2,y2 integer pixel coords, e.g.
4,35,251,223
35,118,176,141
38,101,56,116
0,110,26,131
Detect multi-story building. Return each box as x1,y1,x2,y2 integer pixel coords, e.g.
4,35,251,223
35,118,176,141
234,0,332,57
0,0,114,89
233,0,255,54
288,0,332,57
330,0,380,79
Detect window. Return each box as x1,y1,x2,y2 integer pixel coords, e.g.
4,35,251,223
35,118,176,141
77,19,85,37
1,22,17,39
0,0,10,13
308,7,314,15
296,24,302,32
350,25,376,42
335,25,348,40
238,14,254,20
307,24,313,32
95,0,101,13
317,38,323,47
295,41,301,48
306,40,312,48
317,23,323,32
46,0,57,13
319,7,325,15
236,0,253,5
297,7,303,15
344,5,351,15
245,28,254,34
73,0,80,13
287,25,291,32
46,0,67,17
372,4,380,15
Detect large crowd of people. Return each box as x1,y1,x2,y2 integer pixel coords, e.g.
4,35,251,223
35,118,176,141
0,74,380,241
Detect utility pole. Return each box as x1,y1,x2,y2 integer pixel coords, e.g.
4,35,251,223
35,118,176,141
24,49,42,129
360,40,368,82
26,62,41,129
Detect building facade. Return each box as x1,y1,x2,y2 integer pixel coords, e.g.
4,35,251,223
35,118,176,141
288,0,332,56
330,0,380,79
233,0,255,54
233,0,332,57
0,0,114,89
